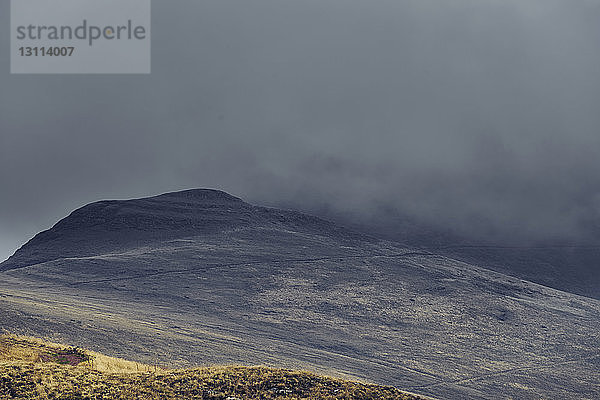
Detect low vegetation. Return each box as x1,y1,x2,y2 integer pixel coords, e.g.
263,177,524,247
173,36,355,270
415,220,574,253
0,335,425,399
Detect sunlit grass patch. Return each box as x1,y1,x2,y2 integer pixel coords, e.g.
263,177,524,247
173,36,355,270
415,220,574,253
0,335,427,399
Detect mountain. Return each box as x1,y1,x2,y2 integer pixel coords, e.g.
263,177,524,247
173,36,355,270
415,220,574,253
1,189,364,272
0,189,598,399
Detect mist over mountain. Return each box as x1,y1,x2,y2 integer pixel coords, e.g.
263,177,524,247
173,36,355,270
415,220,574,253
303,207,600,300
1,1,599,397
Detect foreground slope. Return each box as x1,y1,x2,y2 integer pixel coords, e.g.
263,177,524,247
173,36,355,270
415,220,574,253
0,335,424,400
0,189,599,399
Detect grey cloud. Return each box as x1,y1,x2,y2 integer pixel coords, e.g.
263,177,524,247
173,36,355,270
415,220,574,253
2,0,600,260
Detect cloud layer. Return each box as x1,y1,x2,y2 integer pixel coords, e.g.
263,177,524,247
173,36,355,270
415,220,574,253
2,0,600,260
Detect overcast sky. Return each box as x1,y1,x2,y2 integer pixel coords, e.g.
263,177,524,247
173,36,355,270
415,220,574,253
2,0,600,261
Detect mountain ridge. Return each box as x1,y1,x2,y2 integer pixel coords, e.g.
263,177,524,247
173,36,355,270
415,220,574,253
0,189,367,272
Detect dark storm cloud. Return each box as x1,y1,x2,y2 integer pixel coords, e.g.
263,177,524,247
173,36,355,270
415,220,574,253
2,0,600,260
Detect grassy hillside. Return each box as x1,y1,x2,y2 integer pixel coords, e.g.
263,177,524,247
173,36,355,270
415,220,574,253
0,335,425,399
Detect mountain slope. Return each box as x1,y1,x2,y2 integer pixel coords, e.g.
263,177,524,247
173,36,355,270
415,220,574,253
321,211,600,299
0,189,598,400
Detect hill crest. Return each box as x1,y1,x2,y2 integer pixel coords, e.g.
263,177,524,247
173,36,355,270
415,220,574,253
0,189,364,271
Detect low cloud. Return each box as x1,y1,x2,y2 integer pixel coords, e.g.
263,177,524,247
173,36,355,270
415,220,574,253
1,0,600,260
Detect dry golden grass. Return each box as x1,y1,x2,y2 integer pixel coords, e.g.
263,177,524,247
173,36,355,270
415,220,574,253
85,349,156,374
0,334,154,373
0,335,44,363
0,335,427,399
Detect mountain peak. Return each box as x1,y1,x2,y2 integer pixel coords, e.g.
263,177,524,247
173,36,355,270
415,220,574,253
0,189,362,271
149,188,244,203
0,189,251,270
